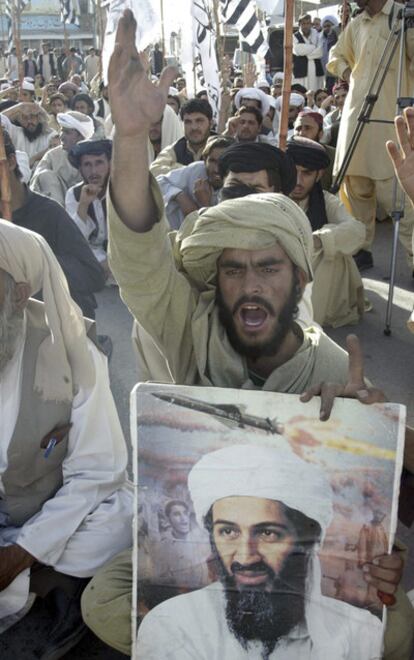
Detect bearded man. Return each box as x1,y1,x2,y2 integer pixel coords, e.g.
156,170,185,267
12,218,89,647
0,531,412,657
287,136,365,327
137,444,383,659
31,110,94,206
79,12,413,657
2,102,55,169
0,221,133,658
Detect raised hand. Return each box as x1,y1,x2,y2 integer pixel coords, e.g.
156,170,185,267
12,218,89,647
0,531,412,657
386,107,414,205
108,9,177,138
242,60,257,88
300,334,386,420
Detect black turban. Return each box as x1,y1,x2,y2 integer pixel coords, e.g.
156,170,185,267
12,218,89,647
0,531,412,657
68,139,112,169
286,137,330,231
286,137,330,171
218,142,297,195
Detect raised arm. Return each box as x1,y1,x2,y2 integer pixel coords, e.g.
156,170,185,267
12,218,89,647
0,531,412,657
386,107,414,205
108,10,176,232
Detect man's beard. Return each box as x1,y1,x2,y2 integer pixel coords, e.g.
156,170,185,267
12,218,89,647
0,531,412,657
0,278,24,373
216,275,300,361
212,543,308,655
21,123,43,142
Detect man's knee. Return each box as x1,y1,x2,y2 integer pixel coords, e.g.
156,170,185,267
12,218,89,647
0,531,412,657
383,588,414,660
81,548,132,656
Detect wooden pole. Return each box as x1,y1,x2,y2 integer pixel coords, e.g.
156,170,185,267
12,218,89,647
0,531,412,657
278,0,294,151
160,0,166,64
0,128,12,221
212,0,224,74
342,0,350,29
12,0,23,83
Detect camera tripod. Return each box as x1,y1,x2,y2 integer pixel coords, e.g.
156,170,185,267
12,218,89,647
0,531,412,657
330,1,414,335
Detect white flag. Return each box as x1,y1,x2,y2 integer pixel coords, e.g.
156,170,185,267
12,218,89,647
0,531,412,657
192,0,221,125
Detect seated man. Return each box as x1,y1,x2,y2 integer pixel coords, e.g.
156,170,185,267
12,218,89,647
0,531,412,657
150,98,214,177
65,139,112,277
1,127,105,319
1,102,55,170
0,220,133,658
156,136,234,229
287,136,365,327
225,106,277,146
81,13,413,657
31,110,94,207
293,109,335,190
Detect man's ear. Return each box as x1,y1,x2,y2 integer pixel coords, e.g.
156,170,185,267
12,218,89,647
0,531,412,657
13,282,31,311
316,169,324,182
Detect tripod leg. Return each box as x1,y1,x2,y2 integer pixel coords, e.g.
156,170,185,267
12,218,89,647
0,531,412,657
384,181,405,335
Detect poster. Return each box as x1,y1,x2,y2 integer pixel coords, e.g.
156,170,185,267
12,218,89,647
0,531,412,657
131,383,405,659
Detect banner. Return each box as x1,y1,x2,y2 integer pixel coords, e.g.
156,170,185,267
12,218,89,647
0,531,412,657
192,0,221,125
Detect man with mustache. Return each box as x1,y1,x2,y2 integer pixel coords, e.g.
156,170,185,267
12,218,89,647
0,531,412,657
150,98,215,177
137,444,383,658
80,11,412,657
1,102,55,169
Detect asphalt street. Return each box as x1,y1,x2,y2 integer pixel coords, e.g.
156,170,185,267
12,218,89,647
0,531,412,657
1,217,413,659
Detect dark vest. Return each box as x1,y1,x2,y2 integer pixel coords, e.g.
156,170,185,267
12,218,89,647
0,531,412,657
293,31,324,79
73,182,107,251
173,136,195,167
38,52,57,77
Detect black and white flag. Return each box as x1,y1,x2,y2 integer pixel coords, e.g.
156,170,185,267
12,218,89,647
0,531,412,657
192,0,221,125
220,0,268,57
61,0,81,26
5,0,13,51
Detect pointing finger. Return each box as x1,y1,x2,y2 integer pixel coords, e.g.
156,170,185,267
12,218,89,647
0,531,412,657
346,334,365,387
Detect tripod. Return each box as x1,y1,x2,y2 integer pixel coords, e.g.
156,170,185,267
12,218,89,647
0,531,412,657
330,2,414,335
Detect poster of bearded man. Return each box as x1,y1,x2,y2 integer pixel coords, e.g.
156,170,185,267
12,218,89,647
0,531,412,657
131,383,406,659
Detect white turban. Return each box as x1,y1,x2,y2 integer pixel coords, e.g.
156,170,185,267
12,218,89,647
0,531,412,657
275,92,305,112
272,71,284,84
235,87,271,118
21,80,35,91
188,444,333,538
255,78,270,89
322,14,339,27
0,220,94,401
168,86,179,96
57,110,94,140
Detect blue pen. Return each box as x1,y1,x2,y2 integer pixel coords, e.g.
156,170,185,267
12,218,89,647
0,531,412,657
44,437,57,458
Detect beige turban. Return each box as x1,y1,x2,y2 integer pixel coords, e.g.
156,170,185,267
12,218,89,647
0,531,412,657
175,193,314,288
0,220,94,402
57,110,94,140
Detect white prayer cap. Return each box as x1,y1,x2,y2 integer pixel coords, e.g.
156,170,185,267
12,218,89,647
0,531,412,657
188,444,333,536
255,78,270,89
275,92,305,111
0,83,11,91
322,14,339,27
24,76,34,83
168,86,179,96
235,87,270,118
272,71,284,84
56,110,94,139
21,80,35,91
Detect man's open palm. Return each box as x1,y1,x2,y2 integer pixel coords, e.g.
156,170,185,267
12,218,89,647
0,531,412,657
108,9,177,138
386,107,414,204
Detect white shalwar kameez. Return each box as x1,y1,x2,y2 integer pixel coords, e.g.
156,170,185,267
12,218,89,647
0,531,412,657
292,29,325,92
0,323,133,630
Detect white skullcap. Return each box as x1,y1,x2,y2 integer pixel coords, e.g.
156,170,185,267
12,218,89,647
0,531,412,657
255,78,270,89
235,87,270,118
168,86,179,96
273,71,284,84
275,92,305,112
56,110,94,139
24,76,34,83
21,80,35,91
188,444,333,537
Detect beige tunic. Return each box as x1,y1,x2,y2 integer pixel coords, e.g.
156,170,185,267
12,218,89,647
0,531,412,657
300,191,365,327
31,145,82,207
108,182,350,391
327,0,414,179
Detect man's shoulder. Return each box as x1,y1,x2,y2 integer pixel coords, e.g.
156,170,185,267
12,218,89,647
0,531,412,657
304,327,349,376
318,594,382,633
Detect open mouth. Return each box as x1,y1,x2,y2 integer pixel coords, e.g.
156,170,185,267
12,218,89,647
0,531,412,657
238,304,269,331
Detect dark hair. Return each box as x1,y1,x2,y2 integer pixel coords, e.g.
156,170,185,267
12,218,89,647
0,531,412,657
165,499,189,519
180,98,213,121
72,93,95,115
202,136,235,159
49,92,67,105
314,88,328,102
195,90,208,99
298,13,312,23
291,83,307,96
238,105,263,125
1,128,23,178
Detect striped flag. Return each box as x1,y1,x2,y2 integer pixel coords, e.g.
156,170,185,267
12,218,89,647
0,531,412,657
220,0,268,57
5,0,13,51
61,0,81,26
192,0,221,125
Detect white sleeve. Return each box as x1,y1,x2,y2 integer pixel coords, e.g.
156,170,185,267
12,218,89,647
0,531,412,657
16,341,128,565
292,34,316,57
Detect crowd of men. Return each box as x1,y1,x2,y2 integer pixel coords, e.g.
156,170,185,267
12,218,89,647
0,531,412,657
0,0,414,657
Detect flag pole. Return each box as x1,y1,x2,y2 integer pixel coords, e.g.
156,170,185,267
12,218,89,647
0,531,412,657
0,128,12,221
160,0,166,64
278,0,294,151
12,0,24,83
212,0,224,74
